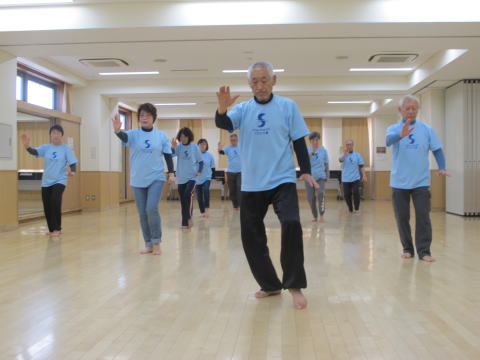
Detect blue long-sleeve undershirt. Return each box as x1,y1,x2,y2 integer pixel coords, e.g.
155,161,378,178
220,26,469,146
433,148,446,170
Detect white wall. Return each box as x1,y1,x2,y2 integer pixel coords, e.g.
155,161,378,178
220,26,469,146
420,89,446,169
0,53,17,171
322,117,342,171
371,114,396,171
201,118,220,167
445,82,465,215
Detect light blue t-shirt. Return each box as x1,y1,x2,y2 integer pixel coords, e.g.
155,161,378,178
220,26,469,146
173,143,203,185
223,145,241,173
197,151,215,185
308,146,329,180
228,95,309,191
387,120,442,189
339,151,364,182
36,143,77,187
123,128,171,188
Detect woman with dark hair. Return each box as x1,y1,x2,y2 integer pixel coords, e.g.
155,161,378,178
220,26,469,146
196,138,216,218
171,127,203,229
113,103,175,255
20,124,77,237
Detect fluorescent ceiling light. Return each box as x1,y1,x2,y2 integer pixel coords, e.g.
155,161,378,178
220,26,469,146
99,71,159,76
222,69,285,73
349,68,413,72
154,103,197,106
328,101,372,104
0,0,73,5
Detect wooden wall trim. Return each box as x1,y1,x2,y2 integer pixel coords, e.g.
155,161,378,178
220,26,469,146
17,101,81,124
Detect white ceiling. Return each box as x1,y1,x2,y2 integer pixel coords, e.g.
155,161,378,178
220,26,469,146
1,0,480,117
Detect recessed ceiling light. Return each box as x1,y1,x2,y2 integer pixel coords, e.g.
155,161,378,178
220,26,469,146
336,56,349,60
222,69,285,73
154,103,197,106
154,59,167,63
328,101,372,104
0,0,73,5
99,71,159,76
349,68,413,72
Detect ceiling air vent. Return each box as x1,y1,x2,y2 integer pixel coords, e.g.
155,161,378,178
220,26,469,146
79,58,129,68
368,53,418,63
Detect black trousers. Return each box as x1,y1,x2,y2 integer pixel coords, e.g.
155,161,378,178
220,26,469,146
240,182,307,291
41,184,66,233
178,180,196,226
392,186,432,258
195,180,211,214
343,180,360,212
227,172,241,208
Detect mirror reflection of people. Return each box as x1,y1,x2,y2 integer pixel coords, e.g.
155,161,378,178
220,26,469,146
386,95,449,262
215,61,318,310
20,124,77,237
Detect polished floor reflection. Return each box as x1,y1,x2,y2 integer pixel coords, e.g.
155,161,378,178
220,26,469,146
1,197,479,360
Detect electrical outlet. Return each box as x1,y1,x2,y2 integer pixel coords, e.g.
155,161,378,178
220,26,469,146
85,195,90,201
91,195,96,201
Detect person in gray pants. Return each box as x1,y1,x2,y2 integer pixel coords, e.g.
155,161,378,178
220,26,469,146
386,95,449,262
305,132,329,222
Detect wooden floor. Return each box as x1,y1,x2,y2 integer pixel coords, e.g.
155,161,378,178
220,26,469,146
1,197,479,360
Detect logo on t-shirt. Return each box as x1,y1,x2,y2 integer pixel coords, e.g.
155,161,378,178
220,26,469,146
406,133,419,149
313,152,319,160
257,113,266,128
184,150,189,158
52,151,57,159
253,113,270,135
144,140,151,148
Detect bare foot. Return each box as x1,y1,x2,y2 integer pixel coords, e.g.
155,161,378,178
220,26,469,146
181,226,189,230
204,209,209,218
312,218,318,222
188,219,194,228
140,248,153,254
254,289,282,299
152,244,161,255
319,215,325,223
289,289,307,309
234,207,240,212
354,210,361,215
50,231,61,237
401,253,413,259
420,255,436,262
199,213,206,218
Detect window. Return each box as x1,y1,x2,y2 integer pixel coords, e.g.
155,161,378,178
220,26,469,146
119,112,127,131
16,75,22,101
17,69,59,110
26,80,55,109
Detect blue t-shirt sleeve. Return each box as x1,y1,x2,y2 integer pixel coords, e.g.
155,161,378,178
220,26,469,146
288,101,309,141
429,127,442,152
162,133,172,154
227,104,243,130
123,130,135,147
386,124,400,147
36,144,48,158
357,153,365,166
324,149,329,163
65,146,77,165
195,145,203,162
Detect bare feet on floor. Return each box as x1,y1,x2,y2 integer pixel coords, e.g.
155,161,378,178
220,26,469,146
421,255,436,262
140,247,153,254
50,230,61,237
289,289,308,310
188,219,194,228
319,216,325,223
401,253,413,259
152,244,161,255
312,218,318,222
181,226,189,230
254,289,282,299
354,210,361,215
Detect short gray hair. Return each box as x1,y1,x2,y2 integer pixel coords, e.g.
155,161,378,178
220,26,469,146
247,61,274,79
399,94,420,108
309,131,321,140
